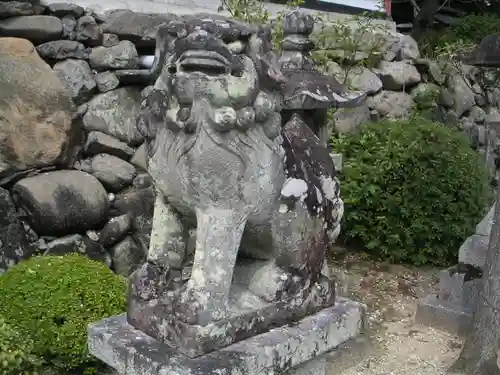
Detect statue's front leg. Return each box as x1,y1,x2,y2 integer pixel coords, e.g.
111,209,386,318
129,191,186,302
177,207,247,325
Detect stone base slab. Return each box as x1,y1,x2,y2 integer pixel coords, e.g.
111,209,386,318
415,294,472,336
88,298,364,375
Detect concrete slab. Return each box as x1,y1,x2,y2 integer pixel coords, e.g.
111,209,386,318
88,298,365,375
415,294,472,337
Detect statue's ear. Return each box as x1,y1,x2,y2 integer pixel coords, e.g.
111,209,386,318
137,89,169,140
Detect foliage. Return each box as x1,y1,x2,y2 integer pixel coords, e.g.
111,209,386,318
218,0,305,49
331,117,492,266
0,317,42,375
0,254,127,372
312,11,388,75
218,0,388,78
420,13,500,58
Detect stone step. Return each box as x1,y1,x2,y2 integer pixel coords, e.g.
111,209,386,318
415,294,473,337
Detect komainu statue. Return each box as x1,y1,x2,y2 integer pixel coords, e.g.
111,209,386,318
125,12,364,358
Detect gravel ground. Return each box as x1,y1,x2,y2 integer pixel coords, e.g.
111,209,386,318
329,253,466,375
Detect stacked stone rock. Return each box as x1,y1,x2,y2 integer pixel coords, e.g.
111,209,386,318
0,3,180,276
328,33,500,179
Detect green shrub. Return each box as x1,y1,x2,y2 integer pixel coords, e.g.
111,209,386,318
0,317,42,375
331,117,492,266
0,254,127,372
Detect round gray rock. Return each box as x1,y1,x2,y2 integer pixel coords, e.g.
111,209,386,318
90,153,137,192
12,170,109,236
89,40,139,70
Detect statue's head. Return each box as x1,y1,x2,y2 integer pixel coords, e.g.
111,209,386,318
138,16,287,141
159,17,285,107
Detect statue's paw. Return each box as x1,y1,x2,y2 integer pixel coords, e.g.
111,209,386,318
174,286,229,325
247,263,301,302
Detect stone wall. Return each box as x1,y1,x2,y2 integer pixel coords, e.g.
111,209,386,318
327,33,500,179
0,1,497,277
0,4,173,275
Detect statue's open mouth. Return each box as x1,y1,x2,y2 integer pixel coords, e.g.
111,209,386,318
175,50,230,76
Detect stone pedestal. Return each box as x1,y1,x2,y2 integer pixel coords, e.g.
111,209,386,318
88,298,364,375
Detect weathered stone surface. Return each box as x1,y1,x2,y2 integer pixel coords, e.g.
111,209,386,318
84,131,135,159
129,142,148,170
469,106,487,124
12,170,109,236
0,16,62,43
0,1,42,19
89,40,139,70
99,214,132,248
76,15,102,46
102,33,119,47
476,204,495,236
411,82,440,109
447,73,475,117
328,64,382,95
89,300,364,373
53,59,97,104
111,173,154,217
109,235,145,276
378,61,421,90
83,87,144,145
0,187,32,274
61,15,76,40
95,71,120,92
43,233,111,265
371,90,413,118
47,2,84,18
332,103,370,134
347,66,383,95
101,9,177,47
397,34,420,60
36,40,88,60
458,234,489,269
90,153,137,192
0,38,75,179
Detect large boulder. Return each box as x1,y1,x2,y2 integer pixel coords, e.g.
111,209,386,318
0,38,75,181
12,170,109,236
0,187,32,274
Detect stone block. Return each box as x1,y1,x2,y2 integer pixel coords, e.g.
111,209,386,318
437,267,480,310
415,294,472,336
458,234,489,269
88,299,364,375
476,204,495,236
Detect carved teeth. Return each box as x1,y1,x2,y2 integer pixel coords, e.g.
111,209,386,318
178,50,230,75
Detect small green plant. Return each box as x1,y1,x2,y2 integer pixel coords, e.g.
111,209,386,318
331,117,492,266
0,254,127,372
0,317,42,375
218,0,305,49
217,0,386,79
312,11,388,76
